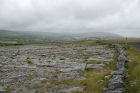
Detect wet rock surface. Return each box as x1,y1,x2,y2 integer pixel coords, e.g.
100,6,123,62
0,44,116,93
104,44,131,93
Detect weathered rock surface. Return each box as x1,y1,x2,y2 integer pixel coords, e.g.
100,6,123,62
0,44,115,93
0,86,6,93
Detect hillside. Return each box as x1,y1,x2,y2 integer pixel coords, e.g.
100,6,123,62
0,30,122,37
0,30,123,45
0,30,73,45
0,30,22,36
72,32,122,38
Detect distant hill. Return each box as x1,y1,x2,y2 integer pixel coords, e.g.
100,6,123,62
0,30,124,45
72,32,122,38
0,30,23,36
0,30,122,38
0,30,61,37
17,31,66,36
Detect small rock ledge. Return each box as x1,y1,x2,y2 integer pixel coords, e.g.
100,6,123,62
103,44,131,93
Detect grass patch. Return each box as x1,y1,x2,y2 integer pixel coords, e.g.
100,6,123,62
84,57,89,59
123,45,131,50
78,70,110,93
78,60,117,93
97,62,101,64
84,67,94,71
108,44,115,48
0,41,18,44
27,60,33,64
123,45,140,93
95,40,107,45
31,83,43,89
125,63,129,69
48,60,51,63
60,58,65,60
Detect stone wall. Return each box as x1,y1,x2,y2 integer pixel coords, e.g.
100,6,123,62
112,42,140,45
103,44,131,93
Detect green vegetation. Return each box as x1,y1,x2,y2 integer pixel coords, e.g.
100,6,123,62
77,70,110,93
60,58,65,60
97,62,101,64
77,51,118,93
0,41,18,44
108,44,115,48
84,67,94,71
125,63,129,69
96,40,107,45
26,57,30,60
123,45,131,50
48,60,51,63
84,57,89,59
96,40,101,43
27,60,33,64
122,45,140,93
0,31,74,46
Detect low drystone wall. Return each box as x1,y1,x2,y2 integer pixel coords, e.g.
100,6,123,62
112,42,140,45
103,44,131,93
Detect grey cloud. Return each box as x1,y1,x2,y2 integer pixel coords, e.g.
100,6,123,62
0,0,140,37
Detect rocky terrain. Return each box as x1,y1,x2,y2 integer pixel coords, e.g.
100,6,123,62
0,43,116,93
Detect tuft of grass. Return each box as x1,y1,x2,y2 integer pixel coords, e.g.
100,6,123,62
27,60,33,64
84,57,89,59
48,60,51,63
31,83,43,89
125,63,129,69
108,44,115,48
26,57,30,60
123,45,131,50
84,67,94,71
96,40,101,43
97,62,101,64
60,58,65,60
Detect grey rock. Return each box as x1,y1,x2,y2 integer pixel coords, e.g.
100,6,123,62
113,69,128,78
0,64,2,67
116,62,125,70
108,81,125,90
105,90,123,93
0,86,6,93
86,64,93,68
59,87,83,93
60,68,73,72
117,55,128,63
104,75,111,79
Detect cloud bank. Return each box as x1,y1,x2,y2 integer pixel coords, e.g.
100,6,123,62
0,0,140,37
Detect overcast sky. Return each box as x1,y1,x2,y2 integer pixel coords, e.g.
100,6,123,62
0,0,140,37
